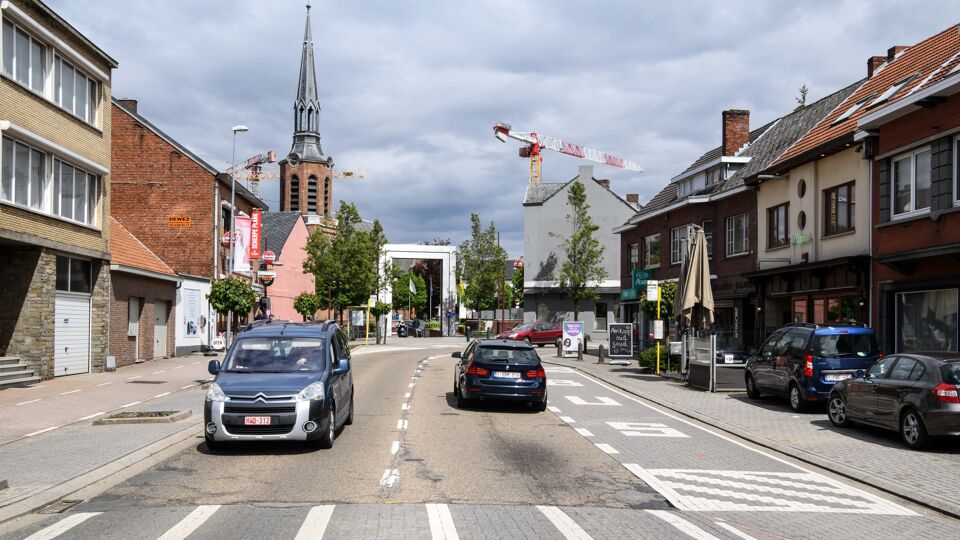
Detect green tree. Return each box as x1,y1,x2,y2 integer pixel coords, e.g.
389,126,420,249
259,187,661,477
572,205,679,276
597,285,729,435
370,300,392,344
795,83,809,111
303,201,386,324
293,292,323,322
207,277,258,329
458,213,506,311
640,281,676,321
554,180,606,317
511,264,524,308
391,271,427,317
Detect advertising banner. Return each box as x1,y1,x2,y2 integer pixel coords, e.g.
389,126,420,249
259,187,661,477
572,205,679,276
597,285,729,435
233,215,252,273
183,288,201,336
562,321,585,358
249,210,262,260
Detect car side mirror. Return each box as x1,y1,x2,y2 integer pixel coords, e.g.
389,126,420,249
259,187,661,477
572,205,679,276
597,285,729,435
854,369,865,379
207,360,221,375
333,358,350,374
451,351,461,358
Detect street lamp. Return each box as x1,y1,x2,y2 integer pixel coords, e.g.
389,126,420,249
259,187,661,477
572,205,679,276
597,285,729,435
226,124,248,347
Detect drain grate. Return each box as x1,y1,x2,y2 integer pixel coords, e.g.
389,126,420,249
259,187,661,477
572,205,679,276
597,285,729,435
128,380,166,384
39,499,83,513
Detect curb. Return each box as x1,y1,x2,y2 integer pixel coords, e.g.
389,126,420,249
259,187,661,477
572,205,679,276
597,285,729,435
544,359,960,520
0,420,201,524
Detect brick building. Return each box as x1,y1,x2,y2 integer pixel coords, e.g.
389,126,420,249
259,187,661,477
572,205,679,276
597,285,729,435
111,99,267,355
854,26,960,353
108,217,177,366
0,0,116,380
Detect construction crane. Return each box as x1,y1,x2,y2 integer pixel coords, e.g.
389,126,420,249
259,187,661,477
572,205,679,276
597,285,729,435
492,121,643,184
224,150,364,197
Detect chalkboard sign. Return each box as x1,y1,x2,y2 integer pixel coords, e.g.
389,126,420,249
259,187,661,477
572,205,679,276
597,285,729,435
608,323,633,357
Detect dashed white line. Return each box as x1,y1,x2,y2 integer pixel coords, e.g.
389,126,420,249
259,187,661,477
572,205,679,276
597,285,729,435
547,405,562,413
96,382,113,387
192,361,201,365
173,365,184,370
60,389,81,395
558,416,576,423
391,441,400,455
565,395,621,406
574,428,594,437
24,426,61,438
294,505,335,540
79,412,105,421
152,370,165,375
537,506,593,540
23,512,101,540
714,521,758,540
397,419,408,430
380,468,399,487
402,403,410,411
645,510,719,540
120,401,142,408
127,375,142,380
157,505,221,540
154,392,172,398
426,503,460,540
409,383,416,388
404,392,411,399
16,399,41,406
594,443,619,454
181,384,194,390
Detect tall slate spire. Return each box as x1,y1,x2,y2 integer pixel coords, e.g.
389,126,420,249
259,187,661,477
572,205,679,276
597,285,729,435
288,2,329,164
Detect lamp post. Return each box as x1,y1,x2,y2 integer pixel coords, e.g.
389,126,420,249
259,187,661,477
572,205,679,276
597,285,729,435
226,124,248,348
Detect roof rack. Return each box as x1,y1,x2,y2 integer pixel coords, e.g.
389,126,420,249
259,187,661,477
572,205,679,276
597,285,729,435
241,318,273,333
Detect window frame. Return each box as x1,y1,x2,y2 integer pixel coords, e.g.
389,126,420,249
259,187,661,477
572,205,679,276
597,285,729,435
767,203,790,249
55,256,92,293
670,225,690,265
823,181,856,237
702,220,713,259
954,136,960,207
2,20,47,95
891,146,931,219
54,53,99,126
643,234,660,269
51,157,100,227
1,136,48,211
725,213,749,257
628,242,639,270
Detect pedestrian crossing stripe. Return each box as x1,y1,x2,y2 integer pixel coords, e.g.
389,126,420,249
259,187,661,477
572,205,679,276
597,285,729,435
624,465,917,515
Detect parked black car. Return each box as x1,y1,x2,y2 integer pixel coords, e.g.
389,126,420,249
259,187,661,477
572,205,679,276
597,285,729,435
452,339,547,411
745,323,881,412
204,322,354,450
397,319,425,338
828,352,960,449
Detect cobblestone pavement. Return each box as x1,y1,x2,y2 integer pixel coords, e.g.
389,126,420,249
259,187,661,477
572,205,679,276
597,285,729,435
544,352,960,518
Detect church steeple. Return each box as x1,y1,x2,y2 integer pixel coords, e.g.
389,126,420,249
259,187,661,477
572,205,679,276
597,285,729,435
288,2,329,165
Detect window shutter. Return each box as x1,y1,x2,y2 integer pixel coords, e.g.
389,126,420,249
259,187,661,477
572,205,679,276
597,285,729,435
878,158,891,223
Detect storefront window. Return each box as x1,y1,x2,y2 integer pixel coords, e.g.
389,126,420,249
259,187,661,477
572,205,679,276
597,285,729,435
792,298,807,323
897,289,958,352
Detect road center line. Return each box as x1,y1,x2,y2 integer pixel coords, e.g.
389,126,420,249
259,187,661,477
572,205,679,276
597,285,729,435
79,412,104,421
23,512,101,540
16,399,41,406
152,370,164,374
173,365,184,370
120,401,141,408
294,505,335,540
426,503,460,540
157,505,221,540
96,382,113,387
536,506,593,540
127,375,142,380
60,389,81,395
645,510,719,540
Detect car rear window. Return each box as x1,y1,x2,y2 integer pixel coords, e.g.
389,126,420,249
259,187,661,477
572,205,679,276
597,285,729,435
941,363,960,385
477,347,539,364
810,333,879,358
224,337,327,372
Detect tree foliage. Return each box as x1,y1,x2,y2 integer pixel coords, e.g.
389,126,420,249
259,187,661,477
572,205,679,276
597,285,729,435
303,201,386,323
511,264,524,308
640,281,677,321
391,271,427,316
207,277,258,318
458,214,506,311
293,292,323,322
795,83,809,111
554,181,606,316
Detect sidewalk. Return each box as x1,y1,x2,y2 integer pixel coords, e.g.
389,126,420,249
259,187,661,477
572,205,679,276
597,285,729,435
544,351,960,519
0,356,213,522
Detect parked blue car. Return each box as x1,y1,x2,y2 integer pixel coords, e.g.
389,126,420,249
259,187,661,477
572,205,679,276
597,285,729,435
745,323,881,412
204,321,354,450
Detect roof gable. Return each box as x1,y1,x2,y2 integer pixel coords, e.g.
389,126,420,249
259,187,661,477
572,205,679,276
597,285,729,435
110,217,176,277
260,212,304,258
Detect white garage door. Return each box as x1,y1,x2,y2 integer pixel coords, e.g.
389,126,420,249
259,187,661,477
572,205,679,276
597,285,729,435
55,292,91,376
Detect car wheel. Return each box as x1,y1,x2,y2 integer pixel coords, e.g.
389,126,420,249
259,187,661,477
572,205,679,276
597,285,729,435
456,387,466,409
344,390,355,426
745,374,761,400
900,408,929,449
828,395,851,427
318,407,335,449
789,384,807,413
533,400,547,412
204,436,224,452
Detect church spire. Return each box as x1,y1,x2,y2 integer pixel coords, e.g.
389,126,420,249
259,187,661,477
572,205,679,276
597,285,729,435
288,1,329,164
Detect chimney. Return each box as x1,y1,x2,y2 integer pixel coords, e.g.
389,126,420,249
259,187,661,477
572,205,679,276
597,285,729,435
867,56,885,77
118,98,138,113
887,45,909,61
722,109,750,157
578,165,593,182
626,193,639,205
597,179,610,189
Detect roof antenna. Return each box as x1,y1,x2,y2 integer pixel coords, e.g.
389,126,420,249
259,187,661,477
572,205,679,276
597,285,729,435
306,1,311,12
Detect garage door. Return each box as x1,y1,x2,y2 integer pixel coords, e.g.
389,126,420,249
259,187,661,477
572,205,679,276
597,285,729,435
55,292,91,376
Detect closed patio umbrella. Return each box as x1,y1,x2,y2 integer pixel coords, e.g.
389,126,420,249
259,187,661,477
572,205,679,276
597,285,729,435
674,226,715,328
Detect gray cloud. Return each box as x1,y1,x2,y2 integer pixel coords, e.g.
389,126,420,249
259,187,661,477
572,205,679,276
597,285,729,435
48,0,956,257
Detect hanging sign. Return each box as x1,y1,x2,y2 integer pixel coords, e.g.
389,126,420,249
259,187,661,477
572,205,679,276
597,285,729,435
261,251,276,264
259,270,276,287
249,210,262,259
654,320,665,340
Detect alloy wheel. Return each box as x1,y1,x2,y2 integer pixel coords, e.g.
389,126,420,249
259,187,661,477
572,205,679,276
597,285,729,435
902,413,919,445
828,397,847,426
789,385,806,412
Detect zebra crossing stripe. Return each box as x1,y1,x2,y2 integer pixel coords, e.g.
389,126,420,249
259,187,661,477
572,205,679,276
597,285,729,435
23,512,101,540
157,505,221,540
645,510,719,540
536,506,594,540
426,503,459,540
294,505,335,540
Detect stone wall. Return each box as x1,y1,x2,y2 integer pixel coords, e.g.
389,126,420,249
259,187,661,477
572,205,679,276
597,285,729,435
0,247,54,376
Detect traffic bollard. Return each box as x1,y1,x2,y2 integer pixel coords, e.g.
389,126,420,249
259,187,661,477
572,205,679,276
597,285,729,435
466,329,471,342
556,339,561,358
577,341,583,362
598,344,605,364
486,328,491,339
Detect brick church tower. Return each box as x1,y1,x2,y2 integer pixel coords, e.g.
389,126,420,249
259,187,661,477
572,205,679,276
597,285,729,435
279,3,334,224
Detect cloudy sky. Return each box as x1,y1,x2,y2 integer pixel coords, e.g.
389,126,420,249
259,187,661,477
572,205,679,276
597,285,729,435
49,0,955,257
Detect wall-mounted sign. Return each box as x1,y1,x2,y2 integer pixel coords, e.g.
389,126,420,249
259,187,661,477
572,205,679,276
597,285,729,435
259,270,276,287
620,288,638,301
632,269,652,289
168,216,191,228
261,251,276,264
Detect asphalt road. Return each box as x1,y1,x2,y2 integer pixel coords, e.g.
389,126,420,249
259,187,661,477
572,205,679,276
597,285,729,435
2,340,959,539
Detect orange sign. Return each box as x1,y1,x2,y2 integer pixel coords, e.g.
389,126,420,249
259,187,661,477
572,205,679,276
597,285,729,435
168,216,191,228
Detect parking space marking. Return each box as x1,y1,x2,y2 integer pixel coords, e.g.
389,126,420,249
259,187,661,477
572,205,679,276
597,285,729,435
536,506,594,540
645,510,719,540
402,403,410,411
23,512,101,540
426,503,460,540
547,405,562,413
157,505,221,540
574,428,594,437
545,367,576,374
547,379,584,387
595,443,619,454
565,395,621,406
606,421,689,438
294,505,335,540
405,392,411,398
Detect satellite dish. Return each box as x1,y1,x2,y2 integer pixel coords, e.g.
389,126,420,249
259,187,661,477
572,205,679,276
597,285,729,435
286,152,301,168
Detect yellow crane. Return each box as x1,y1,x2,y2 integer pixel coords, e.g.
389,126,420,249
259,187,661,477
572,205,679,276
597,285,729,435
224,150,364,197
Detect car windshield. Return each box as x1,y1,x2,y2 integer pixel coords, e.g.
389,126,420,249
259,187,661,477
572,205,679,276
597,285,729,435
477,346,539,364
223,337,327,372
941,363,960,385
810,333,879,358
512,325,531,331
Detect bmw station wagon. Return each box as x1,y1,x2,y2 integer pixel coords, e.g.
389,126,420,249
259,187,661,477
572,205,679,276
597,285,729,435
453,339,548,411
204,322,354,449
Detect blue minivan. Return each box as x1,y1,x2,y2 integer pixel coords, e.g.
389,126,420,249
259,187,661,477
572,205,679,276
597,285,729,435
204,321,354,450
744,323,881,412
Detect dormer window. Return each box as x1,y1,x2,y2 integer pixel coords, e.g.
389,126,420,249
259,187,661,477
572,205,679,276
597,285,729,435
869,75,917,108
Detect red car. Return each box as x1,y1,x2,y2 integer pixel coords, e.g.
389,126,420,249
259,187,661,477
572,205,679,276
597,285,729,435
496,321,562,347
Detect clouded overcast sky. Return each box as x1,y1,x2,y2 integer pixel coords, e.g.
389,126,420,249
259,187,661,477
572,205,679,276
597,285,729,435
47,0,956,257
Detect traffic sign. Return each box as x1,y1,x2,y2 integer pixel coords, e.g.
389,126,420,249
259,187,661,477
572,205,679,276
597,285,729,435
262,251,276,264
259,270,276,287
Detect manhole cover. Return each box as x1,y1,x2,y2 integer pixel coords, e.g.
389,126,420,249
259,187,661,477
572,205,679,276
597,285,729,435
128,380,166,384
39,499,83,513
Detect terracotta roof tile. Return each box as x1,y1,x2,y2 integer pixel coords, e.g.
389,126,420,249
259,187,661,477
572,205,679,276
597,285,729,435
772,24,960,169
110,217,177,277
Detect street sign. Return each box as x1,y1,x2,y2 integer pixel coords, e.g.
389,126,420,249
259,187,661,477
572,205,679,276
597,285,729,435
654,319,664,339
647,281,659,302
562,321,584,358
259,270,276,287
261,251,276,264
608,323,633,358
632,269,652,289
514,257,524,269
221,232,233,246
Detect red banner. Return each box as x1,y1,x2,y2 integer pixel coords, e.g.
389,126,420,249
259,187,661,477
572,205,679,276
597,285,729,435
249,210,262,259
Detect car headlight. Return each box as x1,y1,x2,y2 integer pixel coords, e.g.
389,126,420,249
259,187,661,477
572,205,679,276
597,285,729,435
297,382,325,402
206,382,226,402
509,333,519,338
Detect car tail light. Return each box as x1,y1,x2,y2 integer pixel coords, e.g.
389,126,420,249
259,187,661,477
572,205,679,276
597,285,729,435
466,363,489,376
934,383,960,404
526,367,546,379
878,352,884,359
804,355,814,378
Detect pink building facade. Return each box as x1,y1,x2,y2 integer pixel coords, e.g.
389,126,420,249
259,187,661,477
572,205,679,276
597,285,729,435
261,212,315,321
